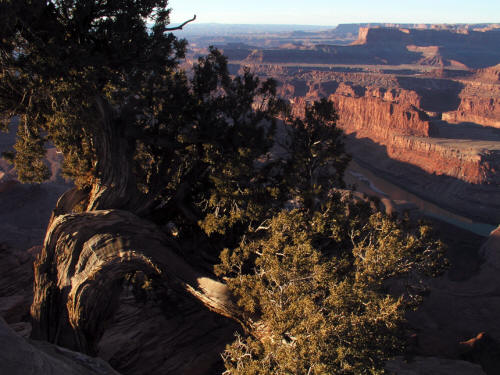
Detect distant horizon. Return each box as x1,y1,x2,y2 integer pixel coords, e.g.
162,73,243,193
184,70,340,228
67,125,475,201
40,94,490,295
168,0,500,26
171,21,500,36
173,21,500,27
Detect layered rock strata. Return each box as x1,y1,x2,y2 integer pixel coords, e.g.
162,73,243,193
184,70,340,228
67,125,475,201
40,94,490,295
219,26,500,69
270,69,500,223
442,92,500,128
476,64,500,83
330,85,430,139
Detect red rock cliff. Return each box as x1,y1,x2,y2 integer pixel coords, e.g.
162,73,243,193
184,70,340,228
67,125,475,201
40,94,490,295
386,136,500,185
443,81,500,128
326,85,498,185
285,79,499,187
329,83,430,142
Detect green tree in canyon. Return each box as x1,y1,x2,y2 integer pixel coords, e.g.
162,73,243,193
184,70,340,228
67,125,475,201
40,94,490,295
217,200,444,374
0,1,445,374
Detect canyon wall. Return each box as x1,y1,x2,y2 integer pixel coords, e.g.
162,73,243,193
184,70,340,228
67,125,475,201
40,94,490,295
442,82,500,128
218,26,500,69
330,84,429,139
476,64,500,83
325,81,500,186
275,71,500,223
354,27,500,47
385,136,500,185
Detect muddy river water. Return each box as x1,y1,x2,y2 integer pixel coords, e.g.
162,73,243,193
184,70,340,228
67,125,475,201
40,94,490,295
344,160,497,237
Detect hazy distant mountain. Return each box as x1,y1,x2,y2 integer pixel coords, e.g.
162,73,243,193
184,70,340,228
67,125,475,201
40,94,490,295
174,23,332,36
175,22,500,38
176,23,500,49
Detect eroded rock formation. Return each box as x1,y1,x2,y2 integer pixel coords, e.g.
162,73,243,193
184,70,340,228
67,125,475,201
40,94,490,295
215,24,500,225
2,23,500,374
219,26,500,69
442,83,500,128
330,85,430,139
193,26,500,224
329,79,500,223
476,64,500,83
262,66,500,223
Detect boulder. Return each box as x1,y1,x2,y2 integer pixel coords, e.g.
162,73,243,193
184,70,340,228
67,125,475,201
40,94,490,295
0,316,120,375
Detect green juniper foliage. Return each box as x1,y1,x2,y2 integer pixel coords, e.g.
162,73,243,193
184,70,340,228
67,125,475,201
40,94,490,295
216,197,445,375
283,98,350,209
0,0,287,227
0,1,445,374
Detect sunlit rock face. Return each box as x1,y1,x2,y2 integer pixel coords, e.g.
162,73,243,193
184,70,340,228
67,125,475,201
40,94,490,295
217,24,500,225
276,73,500,223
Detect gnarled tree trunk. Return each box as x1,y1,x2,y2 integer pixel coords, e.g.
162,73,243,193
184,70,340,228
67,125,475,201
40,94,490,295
85,97,154,215
31,190,245,374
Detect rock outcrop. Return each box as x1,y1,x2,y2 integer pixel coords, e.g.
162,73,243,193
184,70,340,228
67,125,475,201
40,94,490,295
474,64,500,83
219,26,500,224
2,23,500,374
384,136,500,185
442,85,500,128
405,226,500,374
0,316,120,375
330,85,430,140
333,80,500,222
219,25,500,69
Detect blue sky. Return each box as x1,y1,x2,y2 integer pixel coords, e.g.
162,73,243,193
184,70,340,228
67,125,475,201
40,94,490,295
168,0,500,26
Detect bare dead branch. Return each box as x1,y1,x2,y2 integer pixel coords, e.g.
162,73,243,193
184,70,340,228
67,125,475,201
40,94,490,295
164,15,197,31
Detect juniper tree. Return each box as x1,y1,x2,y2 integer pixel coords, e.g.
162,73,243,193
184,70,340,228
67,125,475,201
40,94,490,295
0,2,445,374
0,0,288,231
216,196,445,375
0,0,353,241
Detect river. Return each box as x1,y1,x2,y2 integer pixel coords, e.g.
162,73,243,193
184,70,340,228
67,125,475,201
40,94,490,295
344,160,497,237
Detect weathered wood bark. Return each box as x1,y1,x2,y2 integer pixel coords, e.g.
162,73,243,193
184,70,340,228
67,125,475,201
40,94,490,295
86,97,154,215
31,192,244,374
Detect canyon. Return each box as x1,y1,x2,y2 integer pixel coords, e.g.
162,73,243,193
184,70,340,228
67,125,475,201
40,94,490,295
213,25,500,225
1,22,500,375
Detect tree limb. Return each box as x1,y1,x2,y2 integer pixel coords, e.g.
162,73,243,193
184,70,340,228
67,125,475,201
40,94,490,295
164,15,197,31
